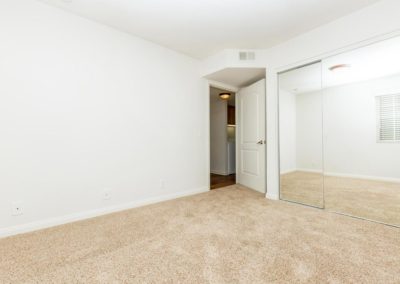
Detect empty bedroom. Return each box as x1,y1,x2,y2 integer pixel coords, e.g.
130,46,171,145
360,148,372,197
1,0,399,283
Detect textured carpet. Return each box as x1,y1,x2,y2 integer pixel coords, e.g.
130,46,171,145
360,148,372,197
281,171,400,226
1,185,400,283
280,171,324,208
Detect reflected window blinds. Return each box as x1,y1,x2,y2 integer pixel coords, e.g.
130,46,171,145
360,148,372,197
376,94,400,142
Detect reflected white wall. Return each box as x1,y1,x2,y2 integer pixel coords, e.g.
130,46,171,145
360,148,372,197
323,73,400,181
279,89,297,174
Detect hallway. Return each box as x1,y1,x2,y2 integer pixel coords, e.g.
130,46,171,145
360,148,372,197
211,174,236,189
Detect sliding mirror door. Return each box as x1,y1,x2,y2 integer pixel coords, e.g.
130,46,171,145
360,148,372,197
322,36,400,226
279,62,324,208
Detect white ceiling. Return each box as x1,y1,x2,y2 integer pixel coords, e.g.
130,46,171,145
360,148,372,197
206,68,265,88
40,0,379,59
279,35,400,94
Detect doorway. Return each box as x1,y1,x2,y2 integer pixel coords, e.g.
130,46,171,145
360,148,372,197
206,67,266,192
210,87,236,189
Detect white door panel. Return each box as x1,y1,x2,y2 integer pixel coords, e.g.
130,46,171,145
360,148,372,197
242,149,259,175
242,94,259,143
237,79,266,193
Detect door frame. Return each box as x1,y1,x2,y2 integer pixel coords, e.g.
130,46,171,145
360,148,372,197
206,75,267,193
277,61,324,209
206,80,238,190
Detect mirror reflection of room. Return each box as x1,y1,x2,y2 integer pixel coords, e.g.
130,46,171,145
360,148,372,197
279,62,324,208
278,35,400,226
322,36,400,226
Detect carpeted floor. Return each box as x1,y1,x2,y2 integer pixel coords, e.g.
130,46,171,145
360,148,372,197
281,171,400,226
280,171,324,208
1,185,400,283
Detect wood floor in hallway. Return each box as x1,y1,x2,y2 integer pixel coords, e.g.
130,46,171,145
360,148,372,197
210,173,236,189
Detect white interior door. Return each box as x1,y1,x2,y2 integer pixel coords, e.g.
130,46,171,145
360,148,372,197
237,79,266,193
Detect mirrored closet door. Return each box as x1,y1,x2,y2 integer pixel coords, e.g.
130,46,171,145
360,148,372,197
279,35,400,226
322,36,400,226
278,62,324,208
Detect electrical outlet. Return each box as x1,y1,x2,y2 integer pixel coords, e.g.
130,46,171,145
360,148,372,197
12,201,24,216
103,189,111,200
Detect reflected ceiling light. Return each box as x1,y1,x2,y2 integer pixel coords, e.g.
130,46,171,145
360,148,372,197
219,92,231,100
329,64,351,72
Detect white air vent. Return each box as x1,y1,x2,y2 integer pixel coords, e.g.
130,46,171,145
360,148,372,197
239,51,255,61
376,93,400,142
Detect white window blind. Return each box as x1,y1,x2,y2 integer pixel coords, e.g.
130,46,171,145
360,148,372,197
376,94,400,142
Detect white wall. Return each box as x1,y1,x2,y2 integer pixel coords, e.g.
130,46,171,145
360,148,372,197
0,0,207,237
265,0,400,199
296,91,323,172
210,89,228,175
278,89,296,173
279,89,323,174
201,49,266,77
323,74,400,180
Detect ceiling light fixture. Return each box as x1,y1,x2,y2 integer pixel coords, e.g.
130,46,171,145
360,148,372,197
329,64,351,72
219,92,231,100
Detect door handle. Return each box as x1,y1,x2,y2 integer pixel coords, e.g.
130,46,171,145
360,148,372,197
257,140,264,145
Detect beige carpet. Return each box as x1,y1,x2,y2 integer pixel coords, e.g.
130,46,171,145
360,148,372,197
281,171,400,226
280,171,324,208
1,185,400,283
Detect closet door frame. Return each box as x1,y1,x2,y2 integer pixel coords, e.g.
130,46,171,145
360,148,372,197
277,60,325,209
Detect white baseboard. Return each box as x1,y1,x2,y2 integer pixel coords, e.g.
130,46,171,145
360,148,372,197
296,168,324,174
281,168,322,174
266,192,279,200
210,170,229,176
280,169,297,175
324,172,400,183
281,168,400,183
0,186,209,239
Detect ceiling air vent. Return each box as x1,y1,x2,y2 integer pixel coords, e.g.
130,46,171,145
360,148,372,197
239,51,255,61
